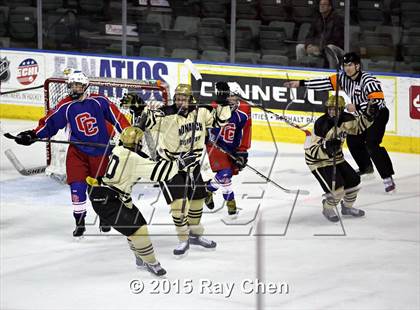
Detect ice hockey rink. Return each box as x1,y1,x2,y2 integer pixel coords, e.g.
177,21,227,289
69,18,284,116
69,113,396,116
0,119,419,310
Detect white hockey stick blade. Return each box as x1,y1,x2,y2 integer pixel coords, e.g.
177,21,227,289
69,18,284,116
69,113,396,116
184,59,202,81
4,149,46,176
285,188,310,195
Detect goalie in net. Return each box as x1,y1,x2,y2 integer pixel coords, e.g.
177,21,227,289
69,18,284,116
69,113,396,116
13,70,131,237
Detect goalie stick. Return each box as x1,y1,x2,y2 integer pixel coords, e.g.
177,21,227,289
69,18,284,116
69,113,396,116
4,149,47,176
208,141,310,195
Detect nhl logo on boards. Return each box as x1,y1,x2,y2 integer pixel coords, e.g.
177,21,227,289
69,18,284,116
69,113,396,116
0,57,10,82
17,58,39,85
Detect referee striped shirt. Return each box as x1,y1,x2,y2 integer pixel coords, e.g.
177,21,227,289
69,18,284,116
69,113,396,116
301,71,386,113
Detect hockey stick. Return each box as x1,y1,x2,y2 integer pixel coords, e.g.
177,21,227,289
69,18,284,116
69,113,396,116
0,84,44,95
236,96,311,137
325,46,341,192
3,133,111,148
208,141,310,195
180,59,203,219
4,149,47,176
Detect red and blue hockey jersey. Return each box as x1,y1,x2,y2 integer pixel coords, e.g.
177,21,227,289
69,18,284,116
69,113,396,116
35,95,130,156
208,100,252,153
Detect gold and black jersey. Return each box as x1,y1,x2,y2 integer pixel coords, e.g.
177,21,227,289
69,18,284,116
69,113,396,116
101,145,179,206
142,104,231,162
305,112,373,171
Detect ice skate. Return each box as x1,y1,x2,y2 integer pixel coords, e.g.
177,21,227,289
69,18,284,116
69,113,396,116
135,255,145,269
173,240,189,256
383,177,396,193
73,217,86,237
204,190,215,210
356,166,375,180
226,199,238,217
73,225,86,237
322,207,339,222
341,201,365,217
144,261,167,277
189,234,217,249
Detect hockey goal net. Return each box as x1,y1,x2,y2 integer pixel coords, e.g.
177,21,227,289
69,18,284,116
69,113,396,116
43,77,169,182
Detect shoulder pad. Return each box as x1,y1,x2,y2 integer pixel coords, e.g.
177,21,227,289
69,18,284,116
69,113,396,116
338,112,356,126
314,114,334,138
136,151,150,159
199,104,215,113
160,105,178,115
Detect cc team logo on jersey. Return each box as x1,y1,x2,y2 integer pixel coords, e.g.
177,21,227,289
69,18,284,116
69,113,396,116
76,112,99,136
222,123,236,143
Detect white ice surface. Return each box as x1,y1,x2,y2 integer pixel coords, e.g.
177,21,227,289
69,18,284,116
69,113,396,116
0,119,419,310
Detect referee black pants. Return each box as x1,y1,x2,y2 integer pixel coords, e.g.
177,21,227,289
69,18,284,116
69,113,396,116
346,107,394,179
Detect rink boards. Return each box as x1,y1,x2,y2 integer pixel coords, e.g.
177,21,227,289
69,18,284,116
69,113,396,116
0,48,419,153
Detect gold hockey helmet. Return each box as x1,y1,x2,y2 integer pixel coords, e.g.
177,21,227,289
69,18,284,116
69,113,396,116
325,95,346,110
174,84,192,97
119,126,144,150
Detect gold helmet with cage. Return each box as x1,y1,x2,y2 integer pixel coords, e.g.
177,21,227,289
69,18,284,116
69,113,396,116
119,126,144,151
325,95,346,109
175,84,193,97
325,95,346,117
174,83,194,112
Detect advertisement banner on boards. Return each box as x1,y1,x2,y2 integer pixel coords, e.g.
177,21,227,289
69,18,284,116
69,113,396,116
0,50,179,107
191,73,328,113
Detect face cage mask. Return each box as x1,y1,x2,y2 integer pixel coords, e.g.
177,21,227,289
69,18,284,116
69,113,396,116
68,83,89,100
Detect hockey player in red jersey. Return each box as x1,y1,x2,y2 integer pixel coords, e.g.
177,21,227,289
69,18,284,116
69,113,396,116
204,82,252,217
13,70,130,237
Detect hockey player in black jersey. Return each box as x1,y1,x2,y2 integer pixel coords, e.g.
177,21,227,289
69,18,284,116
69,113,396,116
286,52,396,193
304,95,378,222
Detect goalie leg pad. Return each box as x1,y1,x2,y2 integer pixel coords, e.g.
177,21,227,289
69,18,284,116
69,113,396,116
89,186,147,237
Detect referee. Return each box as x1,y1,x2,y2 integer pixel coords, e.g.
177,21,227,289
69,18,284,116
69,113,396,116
284,52,395,193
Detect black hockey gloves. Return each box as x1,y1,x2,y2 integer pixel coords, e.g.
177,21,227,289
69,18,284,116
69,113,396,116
215,81,230,106
365,101,380,121
233,151,248,170
15,130,37,146
177,151,198,171
324,138,341,157
120,93,146,117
